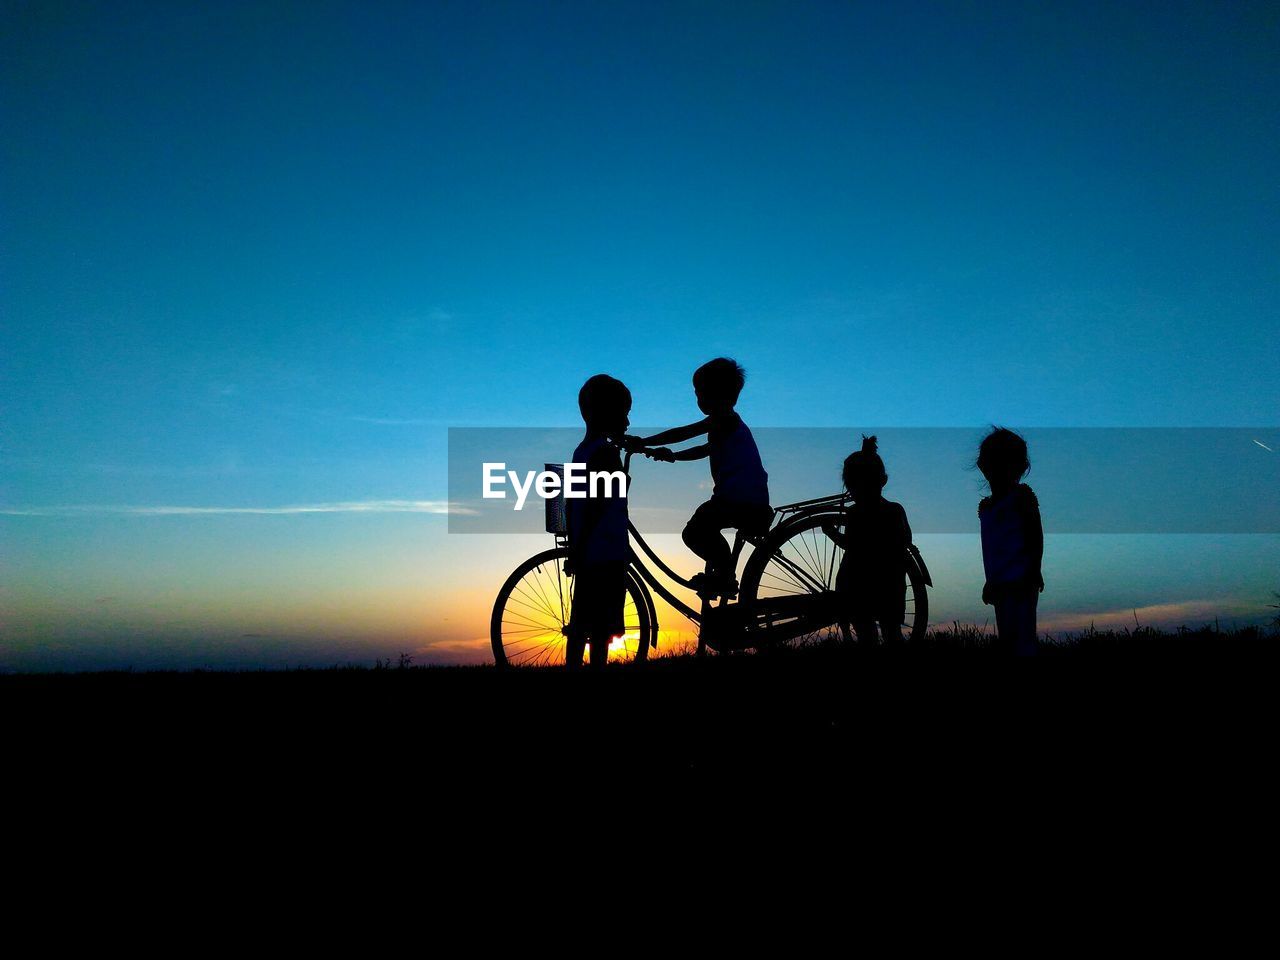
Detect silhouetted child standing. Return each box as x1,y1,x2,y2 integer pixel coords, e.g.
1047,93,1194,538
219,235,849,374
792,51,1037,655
565,374,632,671
823,436,913,644
640,358,772,596
977,427,1044,656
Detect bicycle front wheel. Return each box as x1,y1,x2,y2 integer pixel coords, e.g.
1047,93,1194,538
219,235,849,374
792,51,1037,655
490,548,653,668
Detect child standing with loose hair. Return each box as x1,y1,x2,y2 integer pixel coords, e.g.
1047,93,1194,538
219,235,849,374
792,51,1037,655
565,374,632,671
823,436,914,645
977,427,1044,656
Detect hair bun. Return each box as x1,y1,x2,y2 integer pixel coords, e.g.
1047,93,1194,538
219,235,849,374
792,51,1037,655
861,434,878,454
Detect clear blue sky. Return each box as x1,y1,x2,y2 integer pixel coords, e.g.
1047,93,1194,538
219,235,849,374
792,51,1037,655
3,1,1277,668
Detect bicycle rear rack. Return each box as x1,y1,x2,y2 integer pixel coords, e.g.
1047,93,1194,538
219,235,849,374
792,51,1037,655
771,492,849,517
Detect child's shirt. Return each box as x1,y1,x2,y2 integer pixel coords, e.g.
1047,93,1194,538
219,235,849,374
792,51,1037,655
979,484,1038,585
566,435,629,566
836,498,912,596
707,412,770,506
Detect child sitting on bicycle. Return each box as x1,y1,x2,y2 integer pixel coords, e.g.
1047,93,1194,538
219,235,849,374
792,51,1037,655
638,357,772,597
564,374,632,671
822,436,913,645
977,427,1043,656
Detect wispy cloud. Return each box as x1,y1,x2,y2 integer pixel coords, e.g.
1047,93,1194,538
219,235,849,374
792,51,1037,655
1,500,474,517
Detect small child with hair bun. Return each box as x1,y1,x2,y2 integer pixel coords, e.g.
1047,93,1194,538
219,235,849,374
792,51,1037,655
823,435,914,645
977,427,1044,656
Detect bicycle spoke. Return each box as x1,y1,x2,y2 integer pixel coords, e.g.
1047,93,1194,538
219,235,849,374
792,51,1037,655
507,642,558,663
760,564,810,595
794,529,821,582
502,593,559,624
501,604,555,627
526,568,562,624
513,580,559,624
554,555,566,624
772,550,829,594
503,634,563,655
803,527,824,578
501,624,559,638
505,591,561,625
527,641,559,667
774,547,809,588
825,532,840,587
807,528,827,581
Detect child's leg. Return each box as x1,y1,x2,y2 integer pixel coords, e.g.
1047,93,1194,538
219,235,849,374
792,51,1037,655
852,618,878,645
565,632,585,670
682,500,733,575
884,582,908,644
588,633,609,670
993,599,1013,654
1013,592,1039,656
994,591,1038,655
584,562,624,670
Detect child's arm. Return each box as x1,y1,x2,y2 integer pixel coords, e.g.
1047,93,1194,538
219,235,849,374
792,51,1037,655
649,443,709,462
820,521,849,548
978,497,994,604
638,417,712,448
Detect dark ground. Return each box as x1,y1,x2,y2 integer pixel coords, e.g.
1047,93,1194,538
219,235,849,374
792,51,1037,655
7,634,1273,920
6,629,1275,822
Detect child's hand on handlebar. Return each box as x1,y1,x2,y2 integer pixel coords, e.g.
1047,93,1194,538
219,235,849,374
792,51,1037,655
644,447,676,462
619,435,646,453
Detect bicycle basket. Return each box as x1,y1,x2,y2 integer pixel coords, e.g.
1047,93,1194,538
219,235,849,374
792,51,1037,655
544,463,567,534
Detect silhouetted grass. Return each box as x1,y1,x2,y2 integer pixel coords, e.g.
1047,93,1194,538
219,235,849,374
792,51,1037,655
3,621,1273,681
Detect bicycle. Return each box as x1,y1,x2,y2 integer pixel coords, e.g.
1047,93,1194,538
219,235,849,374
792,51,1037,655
490,447,932,667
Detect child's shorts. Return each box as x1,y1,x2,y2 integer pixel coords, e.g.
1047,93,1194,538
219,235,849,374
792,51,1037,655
570,561,627,638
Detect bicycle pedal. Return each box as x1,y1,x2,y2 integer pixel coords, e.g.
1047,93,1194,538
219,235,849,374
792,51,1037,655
692,573,738,600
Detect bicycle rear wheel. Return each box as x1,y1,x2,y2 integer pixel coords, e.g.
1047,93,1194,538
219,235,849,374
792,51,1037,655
490,547,653,668
739,512,928,646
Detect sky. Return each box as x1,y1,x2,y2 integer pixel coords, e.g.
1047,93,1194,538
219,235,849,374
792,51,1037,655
2,1,1278,670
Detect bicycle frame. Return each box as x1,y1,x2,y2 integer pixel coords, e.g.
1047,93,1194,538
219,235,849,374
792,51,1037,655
612,448,854,626
625,520,719,624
